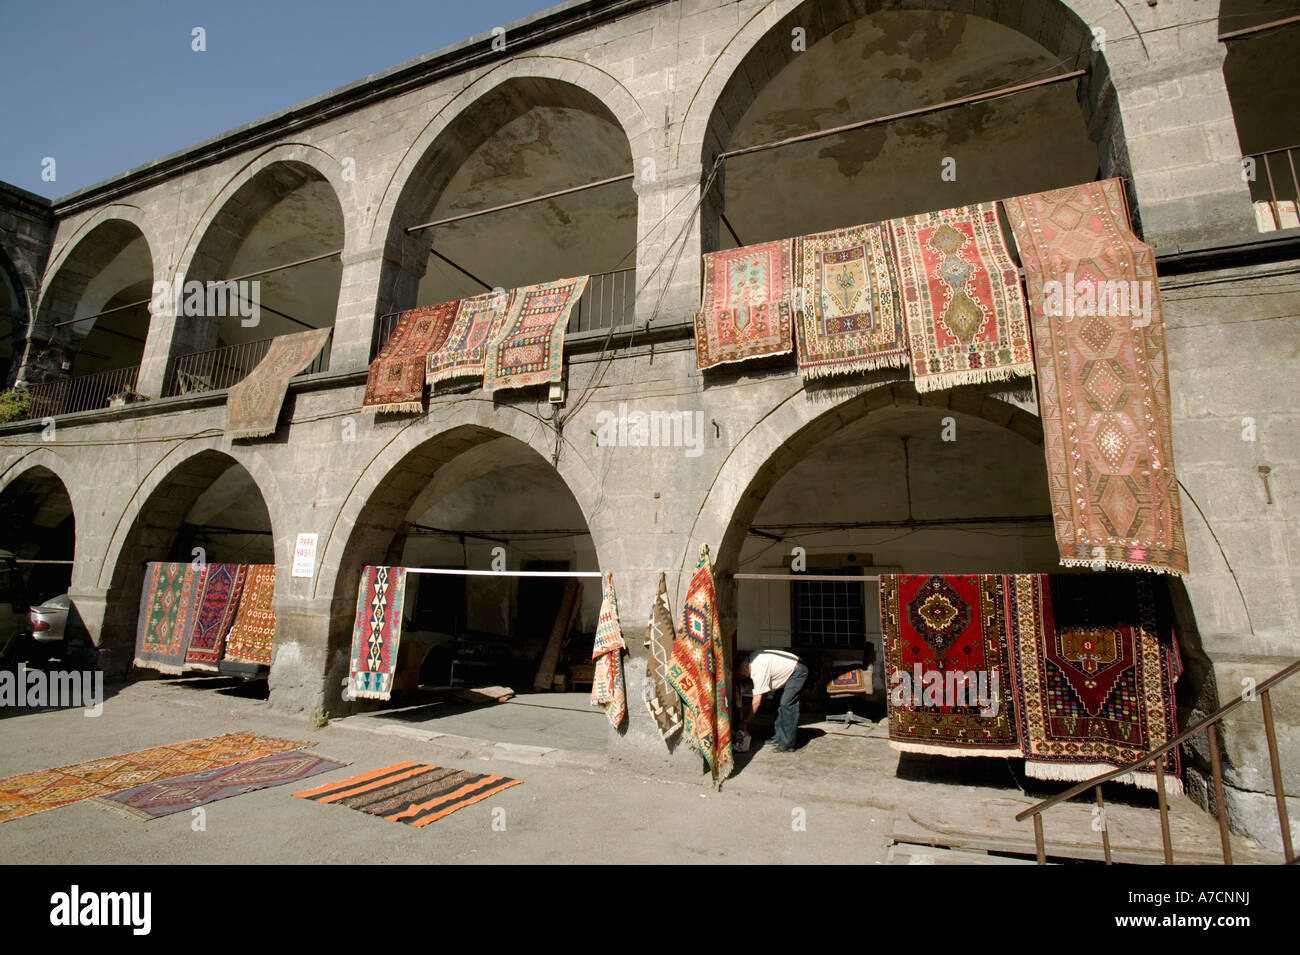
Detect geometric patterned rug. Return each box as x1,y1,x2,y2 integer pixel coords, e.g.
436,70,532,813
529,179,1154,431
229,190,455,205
0,733,312,824
223,564,277,666
364,301,460,413
794,222,908,378
1004,179,1187,576
346,566,408,702
293,762,522,828
95,750,347,820
134,562,204,675
589,572,627,729
695,240,795,371
889,202,1031,392
482,276,587,393
1004,573,1183,794
184,562,247,672
880,574,1021,757
426,290,510,385
225,327,332,440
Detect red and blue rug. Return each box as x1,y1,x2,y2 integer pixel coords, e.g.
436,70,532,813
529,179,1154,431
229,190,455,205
346,566,408,701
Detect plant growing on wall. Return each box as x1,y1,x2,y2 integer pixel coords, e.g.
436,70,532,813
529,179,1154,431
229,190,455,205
0,389,32,423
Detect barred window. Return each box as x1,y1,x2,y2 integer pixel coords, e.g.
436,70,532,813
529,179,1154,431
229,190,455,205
790,570,866,649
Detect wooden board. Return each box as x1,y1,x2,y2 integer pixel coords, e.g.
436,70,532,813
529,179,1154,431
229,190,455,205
533,579,581,691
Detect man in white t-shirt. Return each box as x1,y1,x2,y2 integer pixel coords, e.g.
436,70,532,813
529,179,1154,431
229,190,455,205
736,649,808,753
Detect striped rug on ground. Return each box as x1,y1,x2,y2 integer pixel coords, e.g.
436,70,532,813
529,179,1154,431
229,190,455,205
294,762,522,827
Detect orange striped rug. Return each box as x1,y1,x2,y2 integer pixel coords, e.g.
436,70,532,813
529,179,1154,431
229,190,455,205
293,762,521,828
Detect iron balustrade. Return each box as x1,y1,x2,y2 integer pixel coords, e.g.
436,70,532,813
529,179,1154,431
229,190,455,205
24,365,140,419
168,330,332,397
1018,658,1298,865
370,268,636,359
1248,145,1300,230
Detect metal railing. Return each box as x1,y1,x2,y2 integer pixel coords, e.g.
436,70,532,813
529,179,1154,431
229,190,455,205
371,268,637,358
1017,658,1299,865
24,365,140,419
1248,145,1300,231
167,331,331,397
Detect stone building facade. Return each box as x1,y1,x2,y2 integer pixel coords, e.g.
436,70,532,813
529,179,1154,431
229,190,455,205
1,0,1297,847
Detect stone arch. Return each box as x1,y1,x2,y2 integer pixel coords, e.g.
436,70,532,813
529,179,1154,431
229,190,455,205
33,211,157,376
372,61,644,319
95,443,281,657
679,0,1135,225
678,382,1044,615
0,461,76,603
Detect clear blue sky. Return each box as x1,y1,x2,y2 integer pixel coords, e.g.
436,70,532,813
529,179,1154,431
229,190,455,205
0,0,554,199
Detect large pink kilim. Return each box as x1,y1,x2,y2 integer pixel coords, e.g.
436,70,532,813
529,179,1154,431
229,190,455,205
225,327,332,439
889,203,1031,392
364,301,459,413
426,290,510,385
695,241,795,370
590,573,627,728
1004,180,1187,575
483,276,587,392
795,223,907,377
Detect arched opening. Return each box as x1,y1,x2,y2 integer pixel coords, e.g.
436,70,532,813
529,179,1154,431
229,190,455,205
103,451,274,683
0,465,75,604
327,426,604,747
172,161,343,394
701,3,1123,248
1219,1,1300,229
30,220,152,413
712,386,1056,739
378,77,637,345
0,246,28,389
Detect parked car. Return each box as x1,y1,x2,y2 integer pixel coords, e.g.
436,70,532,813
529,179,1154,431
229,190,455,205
30,593,97,665
0,555,97,670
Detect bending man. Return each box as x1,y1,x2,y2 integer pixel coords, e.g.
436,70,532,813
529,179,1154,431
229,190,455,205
737,648,808,753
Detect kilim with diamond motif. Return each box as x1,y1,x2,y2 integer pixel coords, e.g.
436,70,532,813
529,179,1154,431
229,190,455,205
590,573,627,728
347,565,408,701
96,749,347,820
1004,179,1187,575
294,762,521,827
0,732,311,824
1004,573,1182,794
134,562,204,675
695,240,795,370
794,223,908,377
668,545,733,788
643,572,683,740
223,564,276,665
364,301,460,413
184,562,246,672
224,327,332,439
888,203,1031,392
881,574,1020,756
426,289,510,385
483,276,586,392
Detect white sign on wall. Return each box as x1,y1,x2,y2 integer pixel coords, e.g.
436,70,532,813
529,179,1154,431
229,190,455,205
292,533,318,579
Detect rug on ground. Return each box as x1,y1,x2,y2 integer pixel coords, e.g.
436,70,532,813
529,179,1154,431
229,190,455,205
483,276,586,392
0,733,311,824
134,562,204,675
184,562,247,671
881,574,1020,756
1004,178,1187,576
889,202,1031,392
794,222,907,377
643,572,683,740
590,572,627,728
668,544,733,788
695,240,795,370
294,762,521,827
364,301,460,412
1004,572,1182,793
223,564,276,665
97,750,347,820
346,565,408,701
224,326,332,439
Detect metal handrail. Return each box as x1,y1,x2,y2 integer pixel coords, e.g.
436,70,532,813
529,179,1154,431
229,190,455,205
1247,145,1300,230
168,330,332,397
1017,658,1299,865
23,364,141,419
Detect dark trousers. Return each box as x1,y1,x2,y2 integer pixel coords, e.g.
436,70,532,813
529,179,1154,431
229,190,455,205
774,662,809,749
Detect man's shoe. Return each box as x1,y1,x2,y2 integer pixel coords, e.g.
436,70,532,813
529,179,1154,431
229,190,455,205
771,744,795,753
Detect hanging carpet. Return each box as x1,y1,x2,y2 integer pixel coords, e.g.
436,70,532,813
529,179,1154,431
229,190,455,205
223,564,277,666
643,572,683,740
426,290,511,385
364,301,460,412
695,240,795,370
224,327,332,439
590,573,627,728
482,276,586,392
346,565,408,702
134,562,203,675
184,562,247,672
